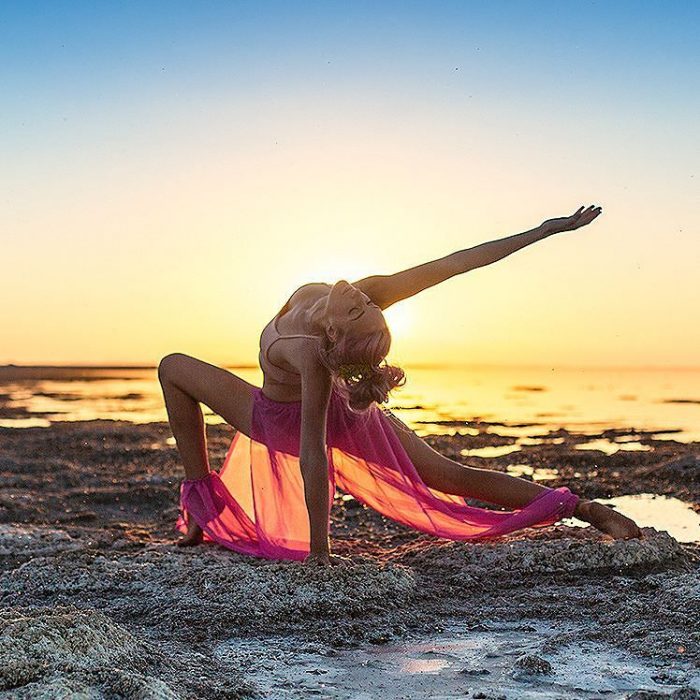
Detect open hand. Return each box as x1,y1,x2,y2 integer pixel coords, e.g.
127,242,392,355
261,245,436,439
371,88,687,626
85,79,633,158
541,205,602,235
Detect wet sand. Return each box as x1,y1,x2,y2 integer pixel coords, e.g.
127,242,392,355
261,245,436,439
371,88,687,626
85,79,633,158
0,418,698,698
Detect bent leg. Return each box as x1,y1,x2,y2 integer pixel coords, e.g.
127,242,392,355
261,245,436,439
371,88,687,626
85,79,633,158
158,352,256,480
158,353,258,546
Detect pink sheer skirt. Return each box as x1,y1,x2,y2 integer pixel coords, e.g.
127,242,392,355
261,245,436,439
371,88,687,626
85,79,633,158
175,386,579,561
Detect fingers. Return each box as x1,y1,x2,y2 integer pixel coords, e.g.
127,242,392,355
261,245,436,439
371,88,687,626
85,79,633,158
574,204,603,222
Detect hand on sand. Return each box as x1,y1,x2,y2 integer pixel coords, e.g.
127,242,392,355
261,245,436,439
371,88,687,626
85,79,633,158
577,500,644,540
303,552,351,566
541,205,602,235
176,519,203,547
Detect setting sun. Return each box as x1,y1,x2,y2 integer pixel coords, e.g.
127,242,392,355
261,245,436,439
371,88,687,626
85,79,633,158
384,303,412,343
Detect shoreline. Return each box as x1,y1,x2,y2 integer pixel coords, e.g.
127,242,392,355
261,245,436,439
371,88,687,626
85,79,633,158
0,419,698,698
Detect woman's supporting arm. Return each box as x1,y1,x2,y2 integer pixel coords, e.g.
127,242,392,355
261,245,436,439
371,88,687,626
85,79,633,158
299,347,333,555
299,457,331,555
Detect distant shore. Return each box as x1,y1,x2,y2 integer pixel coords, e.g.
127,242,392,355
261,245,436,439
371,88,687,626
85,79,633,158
2,362,700,375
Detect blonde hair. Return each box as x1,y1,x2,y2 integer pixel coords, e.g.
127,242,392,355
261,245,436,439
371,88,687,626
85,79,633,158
316,323,406,413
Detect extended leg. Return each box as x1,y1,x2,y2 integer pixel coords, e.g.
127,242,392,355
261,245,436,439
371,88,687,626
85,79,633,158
382,412,551,506
383,411,642,539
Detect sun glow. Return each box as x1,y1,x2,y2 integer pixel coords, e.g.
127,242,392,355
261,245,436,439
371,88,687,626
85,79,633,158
384,304,412,341
306,258,378,288
301,259,413,340
3,3,698,369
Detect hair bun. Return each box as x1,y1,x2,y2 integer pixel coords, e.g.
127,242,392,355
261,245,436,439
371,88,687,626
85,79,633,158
341,362,406,413
315,321,406,413
337,362,376,381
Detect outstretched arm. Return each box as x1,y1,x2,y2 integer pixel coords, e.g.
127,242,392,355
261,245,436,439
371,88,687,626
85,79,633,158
354,205,602,310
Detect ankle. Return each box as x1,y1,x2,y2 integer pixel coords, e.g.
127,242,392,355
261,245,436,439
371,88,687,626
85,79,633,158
574,499,593,521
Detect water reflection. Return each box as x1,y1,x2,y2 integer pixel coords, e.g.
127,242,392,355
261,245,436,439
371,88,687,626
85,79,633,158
517,436,566,445
505,464,559,481
487,424,551,438
574,439,653,455
0,417,51,428
401,658,451,674
1,366,699,444
460,445,522,458
417,424,480,437
565,494,700,543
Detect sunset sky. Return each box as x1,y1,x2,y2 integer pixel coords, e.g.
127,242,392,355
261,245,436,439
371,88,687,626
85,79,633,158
3,1,698,369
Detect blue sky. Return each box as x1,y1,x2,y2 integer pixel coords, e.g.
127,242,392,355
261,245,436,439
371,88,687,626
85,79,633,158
2,1,699,367
4,0,698,133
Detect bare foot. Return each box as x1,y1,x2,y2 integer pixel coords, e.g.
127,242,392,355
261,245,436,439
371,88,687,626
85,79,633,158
176,518,204,546
577,500,644,539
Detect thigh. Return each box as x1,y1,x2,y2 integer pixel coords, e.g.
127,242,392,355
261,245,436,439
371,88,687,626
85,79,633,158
382,409,463,491
158,353,257,437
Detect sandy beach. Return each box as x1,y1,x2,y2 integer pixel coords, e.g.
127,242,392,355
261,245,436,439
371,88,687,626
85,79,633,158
1,413,698,699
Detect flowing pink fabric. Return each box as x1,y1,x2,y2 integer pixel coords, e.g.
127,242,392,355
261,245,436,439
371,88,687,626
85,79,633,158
175,386,579,561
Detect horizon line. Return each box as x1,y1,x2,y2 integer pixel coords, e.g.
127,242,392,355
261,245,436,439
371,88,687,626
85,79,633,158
1,362,699,372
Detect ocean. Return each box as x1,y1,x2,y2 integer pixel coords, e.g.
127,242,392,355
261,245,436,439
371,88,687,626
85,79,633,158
1,364,698,441
2,363,698,543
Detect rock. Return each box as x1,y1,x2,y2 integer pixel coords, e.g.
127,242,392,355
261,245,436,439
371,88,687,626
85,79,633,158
513,654,553,675
0,605,180,698
644,455,700,482
0,524,84,566
394,529,685,583
0,548,416,646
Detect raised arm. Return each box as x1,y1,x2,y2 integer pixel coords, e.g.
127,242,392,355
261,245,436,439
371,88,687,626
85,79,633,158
353,205,602,310
298,350,334,562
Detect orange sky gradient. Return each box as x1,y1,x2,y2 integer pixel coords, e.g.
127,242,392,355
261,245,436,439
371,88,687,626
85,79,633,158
3,3,698,369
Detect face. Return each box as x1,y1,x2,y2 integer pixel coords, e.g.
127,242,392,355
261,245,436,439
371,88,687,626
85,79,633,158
324,279,385,338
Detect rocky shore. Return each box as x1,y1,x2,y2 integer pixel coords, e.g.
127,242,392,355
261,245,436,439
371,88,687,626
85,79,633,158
0,418,698,698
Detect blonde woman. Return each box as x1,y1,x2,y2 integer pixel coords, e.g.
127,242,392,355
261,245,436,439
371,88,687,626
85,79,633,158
159,205,642,566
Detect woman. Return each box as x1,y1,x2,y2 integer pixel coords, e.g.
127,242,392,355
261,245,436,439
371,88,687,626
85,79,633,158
159,204,642,566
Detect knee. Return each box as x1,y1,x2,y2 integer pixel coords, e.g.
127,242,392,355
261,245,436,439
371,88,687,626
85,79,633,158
158,353,187,383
